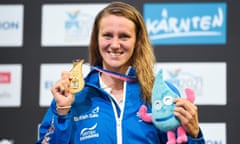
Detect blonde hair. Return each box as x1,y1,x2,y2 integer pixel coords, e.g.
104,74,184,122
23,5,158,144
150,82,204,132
89,2,156,103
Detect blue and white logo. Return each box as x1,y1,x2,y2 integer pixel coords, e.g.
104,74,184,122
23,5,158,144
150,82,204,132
0,5,23,47
144,3,227,45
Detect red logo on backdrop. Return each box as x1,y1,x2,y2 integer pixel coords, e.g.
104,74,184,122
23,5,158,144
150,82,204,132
0,72,11,83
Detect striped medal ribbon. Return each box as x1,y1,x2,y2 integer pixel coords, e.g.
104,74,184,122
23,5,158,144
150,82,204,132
92,66,137,82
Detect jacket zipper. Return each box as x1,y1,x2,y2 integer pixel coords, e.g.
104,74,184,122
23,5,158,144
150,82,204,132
111,99,123,144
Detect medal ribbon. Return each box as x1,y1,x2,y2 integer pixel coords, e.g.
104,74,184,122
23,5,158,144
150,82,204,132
92,66,137,82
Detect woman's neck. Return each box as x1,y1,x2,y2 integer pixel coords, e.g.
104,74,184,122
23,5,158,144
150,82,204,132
100,72,125,103
100,72,124,90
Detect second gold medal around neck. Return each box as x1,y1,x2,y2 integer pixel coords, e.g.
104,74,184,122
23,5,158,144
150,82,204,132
69,59,85,94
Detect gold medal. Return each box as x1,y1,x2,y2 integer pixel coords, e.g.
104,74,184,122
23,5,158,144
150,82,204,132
69,59,85,94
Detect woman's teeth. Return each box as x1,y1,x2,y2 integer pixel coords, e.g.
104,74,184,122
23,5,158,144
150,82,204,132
108,51,123,56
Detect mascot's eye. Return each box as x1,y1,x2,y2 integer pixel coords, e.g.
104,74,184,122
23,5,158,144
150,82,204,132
153,100,162,110
163,96,173,105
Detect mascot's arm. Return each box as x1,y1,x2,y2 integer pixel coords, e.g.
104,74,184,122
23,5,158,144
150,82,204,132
185,88,195,103
138,105,152,123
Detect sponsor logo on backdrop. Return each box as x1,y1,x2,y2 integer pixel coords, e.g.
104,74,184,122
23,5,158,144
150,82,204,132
41,4,107,46
0,138,14,144
0,91,11,99
200,123,226,144
144,3,227,45
0,64,22,107
0,5,23,47
154,62,226,105
0,72,11,83
159,67,204,96
64,10,92,43
39,63,90,107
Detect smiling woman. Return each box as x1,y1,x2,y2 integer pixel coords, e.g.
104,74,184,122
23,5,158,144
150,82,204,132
36,2,205,144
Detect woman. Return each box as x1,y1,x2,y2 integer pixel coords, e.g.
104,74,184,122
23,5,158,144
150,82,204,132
37,2,205,143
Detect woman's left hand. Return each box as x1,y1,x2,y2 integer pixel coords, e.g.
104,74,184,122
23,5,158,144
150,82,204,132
173,97,199,138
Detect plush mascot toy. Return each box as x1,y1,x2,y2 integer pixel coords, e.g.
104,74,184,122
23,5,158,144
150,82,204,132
138,70,195,144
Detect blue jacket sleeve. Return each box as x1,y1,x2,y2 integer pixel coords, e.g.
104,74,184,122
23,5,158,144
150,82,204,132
187,128,205,143
36,101,73,144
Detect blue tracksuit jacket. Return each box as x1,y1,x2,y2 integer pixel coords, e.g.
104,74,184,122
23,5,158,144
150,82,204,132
36,67,205,144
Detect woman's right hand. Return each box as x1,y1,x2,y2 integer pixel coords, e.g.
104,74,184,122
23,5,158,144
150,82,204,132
51,71,75,115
